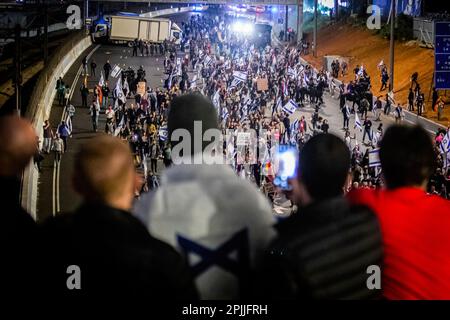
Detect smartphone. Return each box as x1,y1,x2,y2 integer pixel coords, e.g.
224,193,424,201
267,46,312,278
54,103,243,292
273,145,298,191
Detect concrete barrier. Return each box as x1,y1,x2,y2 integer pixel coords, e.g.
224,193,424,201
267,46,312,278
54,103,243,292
22,32,92,219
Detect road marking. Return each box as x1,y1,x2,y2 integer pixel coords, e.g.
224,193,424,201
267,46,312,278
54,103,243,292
52,159,56,215
52,44,100,215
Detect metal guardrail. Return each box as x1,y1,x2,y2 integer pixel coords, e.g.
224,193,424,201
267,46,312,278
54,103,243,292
413,17,434,47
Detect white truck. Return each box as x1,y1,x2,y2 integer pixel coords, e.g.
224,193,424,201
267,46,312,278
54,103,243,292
93,16,182,46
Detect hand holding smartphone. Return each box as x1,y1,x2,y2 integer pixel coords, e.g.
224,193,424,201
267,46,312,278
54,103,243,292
273,145,298,191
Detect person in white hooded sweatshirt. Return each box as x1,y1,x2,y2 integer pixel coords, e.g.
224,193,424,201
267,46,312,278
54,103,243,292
134,94,275,299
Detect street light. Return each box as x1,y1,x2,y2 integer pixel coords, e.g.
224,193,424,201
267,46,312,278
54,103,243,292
389,0,396,92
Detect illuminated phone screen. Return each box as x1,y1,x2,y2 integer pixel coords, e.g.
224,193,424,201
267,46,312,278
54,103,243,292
273,145,298,191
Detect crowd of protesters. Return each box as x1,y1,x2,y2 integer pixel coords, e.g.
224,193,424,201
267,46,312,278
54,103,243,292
4,11,449,301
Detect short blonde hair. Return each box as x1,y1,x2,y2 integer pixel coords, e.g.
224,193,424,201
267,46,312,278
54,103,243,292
74,135,134,202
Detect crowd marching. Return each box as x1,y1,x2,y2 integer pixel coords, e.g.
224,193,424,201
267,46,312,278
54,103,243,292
75,13,448,201
3,11,450,302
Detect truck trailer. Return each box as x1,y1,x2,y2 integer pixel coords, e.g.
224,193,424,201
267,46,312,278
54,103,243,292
93,15,182,46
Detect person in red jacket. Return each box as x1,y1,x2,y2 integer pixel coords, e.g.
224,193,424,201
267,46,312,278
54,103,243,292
348,125,450,300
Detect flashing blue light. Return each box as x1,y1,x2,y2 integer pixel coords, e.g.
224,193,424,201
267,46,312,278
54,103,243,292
271,7,278,13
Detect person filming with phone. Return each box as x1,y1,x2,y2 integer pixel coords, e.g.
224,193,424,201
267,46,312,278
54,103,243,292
258,134,383,299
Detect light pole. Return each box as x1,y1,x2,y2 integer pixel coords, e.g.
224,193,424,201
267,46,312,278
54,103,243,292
297,0,303,43
285,5,288,42
389,0,396,92
313,0,318,57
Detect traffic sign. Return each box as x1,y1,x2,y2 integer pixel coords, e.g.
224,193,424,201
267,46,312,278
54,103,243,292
435,21,450,90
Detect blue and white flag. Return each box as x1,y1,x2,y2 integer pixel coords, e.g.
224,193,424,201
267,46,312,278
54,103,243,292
212,90,220,110
233,71,247,82
98,71,105,87
290,119,299,133
114,76,126,103
354,112,362,131
159,125,169,141
222,108,229,121
123,77,130,95
65,113,72,135
282,82,288,96
282,99,298,115
369,148,381,168
114,116,125,136
190,75,198,89
371,129,378,146
204,55,213,67
228,78,241,91
287,66,296,78
344,104,351,118
273,97,282,114
167,71,175,90
440,131,450,154
110,64,122,78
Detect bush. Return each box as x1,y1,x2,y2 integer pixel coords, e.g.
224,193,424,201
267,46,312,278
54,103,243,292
377,14,414,41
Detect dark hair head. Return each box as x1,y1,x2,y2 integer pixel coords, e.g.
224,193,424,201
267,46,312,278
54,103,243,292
298,134,350,200
168,94,218,154
380,125,436,189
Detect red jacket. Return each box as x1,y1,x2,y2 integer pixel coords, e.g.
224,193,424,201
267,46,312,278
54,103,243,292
348,187,450,299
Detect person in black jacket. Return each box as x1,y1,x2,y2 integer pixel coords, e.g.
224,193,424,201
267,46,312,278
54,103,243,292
0,115,39,297
40,135,198,298
258,134,382,299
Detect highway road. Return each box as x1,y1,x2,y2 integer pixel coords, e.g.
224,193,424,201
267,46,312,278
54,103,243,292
35,9,445,222
35,11,197,222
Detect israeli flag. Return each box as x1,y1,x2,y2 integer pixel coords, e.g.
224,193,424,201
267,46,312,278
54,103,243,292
273,97,282,114
228,78,241,91
111,64,122,78
354,112,362,131
282,99,298,115
371,129,378,146
282,81,288,96
290,119,299,133
222,108,229,121
114,77,126,103
440,131,450,154
233,71,247,82
204,55,213,67
287,66,296,78
159,125,169,142
98,71,105,87
358,65,365,77
345,104,351,118
212,90,220,109
167,72,175,90
114,116,125,136
190,75,198,89
123,78,130,95
65,113,72,136
369,148,381,168
444,152,450,169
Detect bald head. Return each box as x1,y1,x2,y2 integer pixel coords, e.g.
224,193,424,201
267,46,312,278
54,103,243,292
73,135,136,210
0,115,37,177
